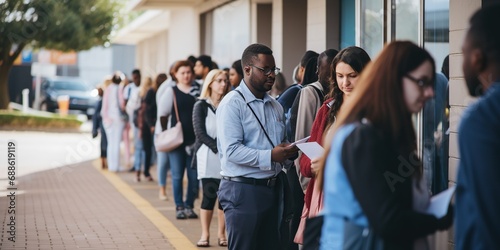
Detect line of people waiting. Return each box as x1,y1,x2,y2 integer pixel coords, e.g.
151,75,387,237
92,6,500,249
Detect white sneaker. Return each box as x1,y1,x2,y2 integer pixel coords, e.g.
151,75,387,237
159,192,168,201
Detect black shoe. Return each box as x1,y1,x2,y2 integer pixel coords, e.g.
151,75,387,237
176,207,187,219
128,167,135,172
185,207,198,219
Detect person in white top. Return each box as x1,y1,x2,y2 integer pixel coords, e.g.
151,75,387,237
125,69,144,176
101,73,126,172
192,69,230,247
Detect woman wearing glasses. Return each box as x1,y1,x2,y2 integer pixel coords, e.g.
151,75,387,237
317,41,453,249
192,69,231,247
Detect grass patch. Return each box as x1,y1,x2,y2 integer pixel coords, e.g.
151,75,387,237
0,110,83,131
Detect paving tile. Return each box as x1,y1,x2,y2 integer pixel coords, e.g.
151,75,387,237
0,162,174,249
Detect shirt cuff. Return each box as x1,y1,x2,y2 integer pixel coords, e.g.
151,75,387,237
258,149,272,171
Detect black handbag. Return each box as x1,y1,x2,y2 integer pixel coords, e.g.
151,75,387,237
342,220,384,250
303,215,323,250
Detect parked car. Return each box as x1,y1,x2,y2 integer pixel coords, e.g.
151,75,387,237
40,77,99,117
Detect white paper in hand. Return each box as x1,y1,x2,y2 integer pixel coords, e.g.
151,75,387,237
290,136,311,146
425,186,456,218
296,142,324,159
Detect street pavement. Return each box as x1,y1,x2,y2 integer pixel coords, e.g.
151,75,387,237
0,131,227,249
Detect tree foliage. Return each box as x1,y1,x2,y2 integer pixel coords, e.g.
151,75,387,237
0,0,122,109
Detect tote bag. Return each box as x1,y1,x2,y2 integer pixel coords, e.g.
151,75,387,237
154,92,183,152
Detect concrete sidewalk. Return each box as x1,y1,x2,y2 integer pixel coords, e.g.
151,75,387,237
0,130,227,250
0,159,226,249
0,160,173,249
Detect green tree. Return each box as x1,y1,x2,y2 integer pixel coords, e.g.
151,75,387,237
0,0,121,109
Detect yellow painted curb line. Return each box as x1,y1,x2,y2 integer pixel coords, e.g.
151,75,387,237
93,161,197,250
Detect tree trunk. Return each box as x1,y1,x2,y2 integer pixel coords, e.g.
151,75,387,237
0,42,25,110
0,64,12,110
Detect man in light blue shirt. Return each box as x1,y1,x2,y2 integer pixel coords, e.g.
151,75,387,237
217,43,298,250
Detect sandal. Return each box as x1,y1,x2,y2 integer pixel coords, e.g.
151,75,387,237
196,239,210,247
218,238,228,247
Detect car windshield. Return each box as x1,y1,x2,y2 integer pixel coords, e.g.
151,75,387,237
52,80,90,91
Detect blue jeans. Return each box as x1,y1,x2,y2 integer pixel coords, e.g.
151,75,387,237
168,147,198,208
156,151,170,187
133,125,144,171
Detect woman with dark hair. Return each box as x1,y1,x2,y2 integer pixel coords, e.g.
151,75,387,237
300,56,319,87
318,41,453,249
288,54,319,142
155,73,167,90
293,46,371,245
158,60,201,219
229,59,243,89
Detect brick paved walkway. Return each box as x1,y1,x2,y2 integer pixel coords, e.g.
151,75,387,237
0,161,174,250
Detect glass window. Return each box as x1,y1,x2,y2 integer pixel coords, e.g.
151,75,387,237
360,0,384,58
422,0,450,194
210,0,251,68
340,0,356,48
395,0,420,43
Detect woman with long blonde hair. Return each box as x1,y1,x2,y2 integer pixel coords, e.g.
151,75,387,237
192,69,230,247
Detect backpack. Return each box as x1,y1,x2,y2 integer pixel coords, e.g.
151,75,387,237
310,85,325,104
281,84,303,141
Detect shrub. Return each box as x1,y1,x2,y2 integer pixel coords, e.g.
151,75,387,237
0,111,83,131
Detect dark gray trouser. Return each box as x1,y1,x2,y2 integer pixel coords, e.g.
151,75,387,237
218,179,281,250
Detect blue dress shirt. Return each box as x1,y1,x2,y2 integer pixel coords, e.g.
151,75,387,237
216,80,291,179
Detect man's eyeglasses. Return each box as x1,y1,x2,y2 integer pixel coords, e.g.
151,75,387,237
405,74,434,89
249,65,280,76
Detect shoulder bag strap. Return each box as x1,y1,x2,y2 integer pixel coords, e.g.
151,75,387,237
204,99,216,113
172,88,180,123
310,85,325,103
235,90,275,148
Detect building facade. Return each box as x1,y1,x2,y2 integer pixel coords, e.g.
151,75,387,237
113,0,493,248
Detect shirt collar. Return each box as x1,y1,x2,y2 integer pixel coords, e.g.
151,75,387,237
238,80,273,104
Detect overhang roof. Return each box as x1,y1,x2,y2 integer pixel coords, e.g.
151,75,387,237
111,10,170,45
128,0,203,10
112,0,235,45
